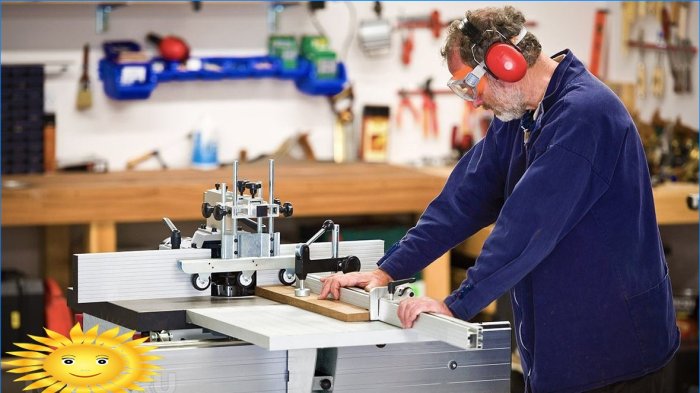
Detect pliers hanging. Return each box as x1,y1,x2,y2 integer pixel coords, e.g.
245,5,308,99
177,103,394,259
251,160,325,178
397,89,419,129
422,78,438,138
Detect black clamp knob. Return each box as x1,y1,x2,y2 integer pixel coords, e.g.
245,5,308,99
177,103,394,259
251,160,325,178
213,204,229,221
281,202,293,217
319,378,332,391
201,202,215,218
237,180,248,196
321,219,334,230
388,277,417,297
170,229,181,249
339,256,361,274
246,182,262,197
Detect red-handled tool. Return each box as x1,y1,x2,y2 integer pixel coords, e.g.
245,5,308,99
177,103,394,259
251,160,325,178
147,32,190,62
451,125,472,158
421,79,438,138
397,89,419,129
401,30,414,66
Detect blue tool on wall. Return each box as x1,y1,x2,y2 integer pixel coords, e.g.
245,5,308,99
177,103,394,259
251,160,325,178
98,40,348,100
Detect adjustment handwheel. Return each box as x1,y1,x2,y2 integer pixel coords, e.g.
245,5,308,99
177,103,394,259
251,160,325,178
191,274,211,291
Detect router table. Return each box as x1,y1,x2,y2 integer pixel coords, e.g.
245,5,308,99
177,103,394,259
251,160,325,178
67,160,511,392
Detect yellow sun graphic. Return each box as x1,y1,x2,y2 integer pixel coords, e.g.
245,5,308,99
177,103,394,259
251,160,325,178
2,323,161,392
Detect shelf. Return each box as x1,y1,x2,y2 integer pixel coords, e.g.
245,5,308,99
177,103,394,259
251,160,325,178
99,54,347,100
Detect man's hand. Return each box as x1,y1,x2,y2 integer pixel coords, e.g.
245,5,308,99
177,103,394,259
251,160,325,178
318,269,393,300
397,297,454,328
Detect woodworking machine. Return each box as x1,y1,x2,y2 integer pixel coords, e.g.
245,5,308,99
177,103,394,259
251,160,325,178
68,160,511,392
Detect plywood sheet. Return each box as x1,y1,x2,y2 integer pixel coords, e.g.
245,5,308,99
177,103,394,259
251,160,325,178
256,285,369,322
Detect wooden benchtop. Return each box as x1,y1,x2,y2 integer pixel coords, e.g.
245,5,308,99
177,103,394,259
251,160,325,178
2,162,447,226
419,166,698,226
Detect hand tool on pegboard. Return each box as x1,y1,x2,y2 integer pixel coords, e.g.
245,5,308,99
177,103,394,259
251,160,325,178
357,1,392,57
76,43,93,111
451,124,472,159
421,78,438,139
588,9,608,79
636,31,647,98
329,85,355,163
396,10,537,67
396,9,537,40
621,2,636,57
651,32,665,99
397,10,442,39
658,6,689,94
400,28,415,66
396,89,419,130
676,3,693,93
396,10,446,66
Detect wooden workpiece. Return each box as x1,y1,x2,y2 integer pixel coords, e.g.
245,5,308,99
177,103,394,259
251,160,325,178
255,285,370,322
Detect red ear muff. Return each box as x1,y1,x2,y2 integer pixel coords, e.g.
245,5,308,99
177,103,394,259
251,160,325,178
484,43,527,83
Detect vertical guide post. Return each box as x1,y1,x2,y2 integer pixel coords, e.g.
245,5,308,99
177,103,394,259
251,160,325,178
332,224,340,258
268,159,276,256
257,173,265,234
220,182,230,259
232,161,239,258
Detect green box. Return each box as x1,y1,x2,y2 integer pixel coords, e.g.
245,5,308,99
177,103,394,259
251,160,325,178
300,35,329,57
308,50,337,79
268,35,299,70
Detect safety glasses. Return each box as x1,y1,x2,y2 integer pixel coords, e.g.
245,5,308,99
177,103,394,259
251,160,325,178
447,63,487,102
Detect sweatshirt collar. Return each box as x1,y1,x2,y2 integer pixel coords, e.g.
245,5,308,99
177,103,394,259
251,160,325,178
540,49,578,115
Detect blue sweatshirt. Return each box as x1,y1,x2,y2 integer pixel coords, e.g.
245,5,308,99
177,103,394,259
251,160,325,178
377,50,679,393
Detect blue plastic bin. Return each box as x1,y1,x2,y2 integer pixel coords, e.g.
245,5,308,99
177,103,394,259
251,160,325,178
247,56,279,78
294,59,347,96
275,55,309,80
98,59,156,100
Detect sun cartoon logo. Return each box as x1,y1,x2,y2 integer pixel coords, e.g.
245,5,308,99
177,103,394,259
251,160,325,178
2,323,161,392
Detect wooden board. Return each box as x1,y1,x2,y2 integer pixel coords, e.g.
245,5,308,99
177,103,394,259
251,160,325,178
256,285,370,322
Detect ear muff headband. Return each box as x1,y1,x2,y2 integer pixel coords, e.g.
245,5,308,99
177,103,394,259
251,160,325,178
459,18,529,83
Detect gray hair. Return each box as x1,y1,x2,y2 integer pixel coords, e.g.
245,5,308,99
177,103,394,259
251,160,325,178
441,6,541,68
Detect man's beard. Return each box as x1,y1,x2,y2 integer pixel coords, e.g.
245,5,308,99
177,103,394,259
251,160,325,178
488,82,527,122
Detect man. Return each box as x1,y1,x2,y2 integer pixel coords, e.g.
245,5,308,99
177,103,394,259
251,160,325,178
319,6,679,393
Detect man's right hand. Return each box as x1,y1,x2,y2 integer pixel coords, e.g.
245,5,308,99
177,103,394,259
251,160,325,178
318,269,393,300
